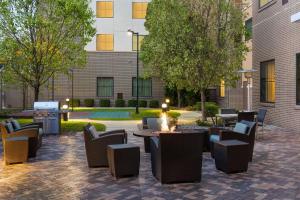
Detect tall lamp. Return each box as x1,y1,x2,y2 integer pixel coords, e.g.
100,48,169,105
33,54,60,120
69,68,74,112
238,69,257,111
0,64,4,112
127,29,140,114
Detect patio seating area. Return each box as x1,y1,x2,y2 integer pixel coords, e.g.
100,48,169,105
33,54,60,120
0,125,299,199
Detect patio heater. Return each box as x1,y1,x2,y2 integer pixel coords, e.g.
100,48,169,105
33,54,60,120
127,29,140,114
238,69,257,111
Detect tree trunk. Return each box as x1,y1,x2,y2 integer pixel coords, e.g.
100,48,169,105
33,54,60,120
177,89,181,108
201,90,206,121
22,83,27,110
34,86,40,102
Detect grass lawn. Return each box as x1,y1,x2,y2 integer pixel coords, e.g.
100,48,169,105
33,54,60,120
72,107,181,121
0,118,106,133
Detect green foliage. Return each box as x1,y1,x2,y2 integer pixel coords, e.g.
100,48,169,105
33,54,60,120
128,99,137,107
205,102,219,117
115,99,125,107
141,0,248,119
139,100,147,108
61,121,105,133
196,120,213,127
194,102,202,111
99,99,111,107
84,99,94,107
167,111,181,120
149,100,160,108
70,99,80,107
0,0,96,101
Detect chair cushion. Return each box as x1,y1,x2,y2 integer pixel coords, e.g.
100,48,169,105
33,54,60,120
233,123,249,134
5,123,14,133
210,134,220,142
88,126,98,138
147,118,161,131
11,120,21,130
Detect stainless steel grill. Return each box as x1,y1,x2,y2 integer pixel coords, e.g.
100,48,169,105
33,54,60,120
33,102,61,135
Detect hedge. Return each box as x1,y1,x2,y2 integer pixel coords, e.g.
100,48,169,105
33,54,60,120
128,99,137,107
99,99,111,107
115,99,125,107
149,100,159,108
84,99,94,107
139,100,147,108
70,99,80,107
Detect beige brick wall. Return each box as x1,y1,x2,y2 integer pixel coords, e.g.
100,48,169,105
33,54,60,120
5,52,165,108
252,0,300,130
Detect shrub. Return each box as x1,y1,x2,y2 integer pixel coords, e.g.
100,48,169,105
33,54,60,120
128,99,137,107
149,100,159,108
115,99,125,107
139,100,147,108
70,99,80,107
99,99,110,107
84,99,94,107
205,102,219,117
194,102,202,111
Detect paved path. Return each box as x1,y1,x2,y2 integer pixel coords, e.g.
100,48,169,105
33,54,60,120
71,110,201,131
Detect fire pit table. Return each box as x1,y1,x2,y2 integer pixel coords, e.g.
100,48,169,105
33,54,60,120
133,130,159,153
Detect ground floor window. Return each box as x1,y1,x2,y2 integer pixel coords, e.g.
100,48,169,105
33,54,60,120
260,60,275,103
297,54,300,105
132,78,152,97
220,80,225,98
97,77,114,97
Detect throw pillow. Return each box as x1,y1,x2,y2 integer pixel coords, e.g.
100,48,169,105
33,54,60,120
11,120,21,130
233,123,249,134
88,126,98,138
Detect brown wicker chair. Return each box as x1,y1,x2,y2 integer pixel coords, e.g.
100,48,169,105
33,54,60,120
83,124,127,168
1,122,40,158
150,132,203,184
209,120,257,162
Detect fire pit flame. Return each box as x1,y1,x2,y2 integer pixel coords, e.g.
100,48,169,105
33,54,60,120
161,112,169,132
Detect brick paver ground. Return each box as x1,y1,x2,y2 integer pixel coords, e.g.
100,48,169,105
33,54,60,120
0,126,299,200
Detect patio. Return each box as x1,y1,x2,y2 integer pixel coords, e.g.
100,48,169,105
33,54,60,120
0,126,299,200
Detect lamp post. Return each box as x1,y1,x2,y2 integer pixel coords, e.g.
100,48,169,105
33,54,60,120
128,29,140,114
0,64,4,112
69,68,74,112
238,69,257,111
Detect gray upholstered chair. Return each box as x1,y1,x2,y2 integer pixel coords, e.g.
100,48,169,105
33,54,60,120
83,124,127,168
150,132,203,184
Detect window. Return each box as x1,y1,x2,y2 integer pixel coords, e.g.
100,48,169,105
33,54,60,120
96,34,114,51
259,0,273,8
96,1,113,18
245,18,252,41
260,60,275,103
282,0,288,5
97,77,114,97
132,2,148,19
297,54,300,105
132,35,145,51
220,80,225,98
132,78,152,97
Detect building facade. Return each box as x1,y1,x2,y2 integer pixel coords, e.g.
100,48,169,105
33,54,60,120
217,0,253,111
5,0,165,108
252,0,300,130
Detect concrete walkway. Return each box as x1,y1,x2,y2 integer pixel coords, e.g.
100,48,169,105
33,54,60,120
71,110,200,131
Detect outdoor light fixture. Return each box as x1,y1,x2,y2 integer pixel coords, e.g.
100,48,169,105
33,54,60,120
162,103,168,113
165,99,170,104
238,69,257,112
128,29,140,114
66,98,70,102
62,104,69,110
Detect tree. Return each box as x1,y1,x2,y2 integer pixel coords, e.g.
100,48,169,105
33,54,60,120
141,0,248,120
0,0,96,101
